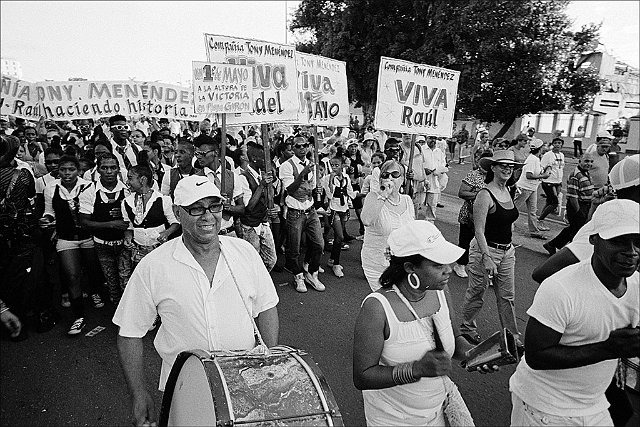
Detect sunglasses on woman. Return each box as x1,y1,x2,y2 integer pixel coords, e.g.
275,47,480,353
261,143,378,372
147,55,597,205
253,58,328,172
380,171,402,179
110,124,131,131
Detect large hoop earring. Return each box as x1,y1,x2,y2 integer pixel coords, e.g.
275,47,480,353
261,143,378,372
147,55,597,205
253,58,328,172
408,273,421,290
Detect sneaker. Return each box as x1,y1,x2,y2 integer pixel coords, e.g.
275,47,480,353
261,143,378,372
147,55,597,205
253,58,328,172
332,264,344,278
61,293,71,308
327,259,335,267
437,203,444,208
304,271,326,291
91,293,104,309
304,262,324,274
453,263,468,278
67,317,86,336
341,243,350,251
537,222,550,231
294,273,307,293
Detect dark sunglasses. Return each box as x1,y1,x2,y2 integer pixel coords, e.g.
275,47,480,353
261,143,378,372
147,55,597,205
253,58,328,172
182,204,223,216
194,149,216,157
294,143,309,148
380,171,402,179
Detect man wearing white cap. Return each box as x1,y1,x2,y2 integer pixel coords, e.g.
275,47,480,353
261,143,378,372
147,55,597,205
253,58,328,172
510,198,639,426
113,175,279,426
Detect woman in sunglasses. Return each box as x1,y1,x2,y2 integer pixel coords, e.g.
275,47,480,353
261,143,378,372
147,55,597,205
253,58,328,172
361,160,415,291
459,150,524,350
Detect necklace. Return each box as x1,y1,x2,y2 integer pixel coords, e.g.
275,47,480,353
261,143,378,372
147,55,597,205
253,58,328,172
392,285,426,302
385,196,401,206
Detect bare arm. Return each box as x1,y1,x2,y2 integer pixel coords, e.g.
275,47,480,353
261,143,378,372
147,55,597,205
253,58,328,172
458,181,479,201
353,297,451,390
531,248,580,283
256,306,279,348
117,335,156,426
524,317,640,370
360,191,386,226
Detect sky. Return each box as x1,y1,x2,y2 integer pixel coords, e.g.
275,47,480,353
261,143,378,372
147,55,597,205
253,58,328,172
1,0,638,84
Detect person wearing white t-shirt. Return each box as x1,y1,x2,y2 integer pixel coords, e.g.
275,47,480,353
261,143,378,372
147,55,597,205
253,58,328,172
510,199,639,426
113,175,279,426
531,156,640,426
514,139,550,238
423,136,449,220
538,137,565,224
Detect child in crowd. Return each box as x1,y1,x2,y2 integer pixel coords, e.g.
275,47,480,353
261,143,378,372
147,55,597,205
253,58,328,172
121,165,180,271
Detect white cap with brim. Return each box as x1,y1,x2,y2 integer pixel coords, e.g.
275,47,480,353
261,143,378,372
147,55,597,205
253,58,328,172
590,199,639,240
173,175,226,207
478,150,524,171
609,154,639,190
388,220,464,265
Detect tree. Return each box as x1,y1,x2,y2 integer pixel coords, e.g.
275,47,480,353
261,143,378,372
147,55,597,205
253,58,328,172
291,0,602,134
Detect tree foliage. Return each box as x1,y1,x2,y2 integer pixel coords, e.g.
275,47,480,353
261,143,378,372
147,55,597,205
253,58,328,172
291,0,603,126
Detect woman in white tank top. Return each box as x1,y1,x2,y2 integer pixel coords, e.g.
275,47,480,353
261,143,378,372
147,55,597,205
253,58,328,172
354,220,495,426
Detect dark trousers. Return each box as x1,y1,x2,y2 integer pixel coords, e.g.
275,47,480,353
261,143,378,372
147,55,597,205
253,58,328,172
285,208,324,275
329,211,349,265
457,222,475,265
539,182,560,221
573,140,583,157
549,204,587,249
0,237,51,321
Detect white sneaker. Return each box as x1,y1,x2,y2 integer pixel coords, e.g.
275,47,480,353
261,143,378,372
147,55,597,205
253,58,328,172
294,273,307,293
304,271,326,291
304,262,324,273
67,317,86,336
332,264,344,278
453,264,468,278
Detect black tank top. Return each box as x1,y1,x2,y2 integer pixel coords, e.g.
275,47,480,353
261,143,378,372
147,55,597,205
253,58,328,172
482,189,518,244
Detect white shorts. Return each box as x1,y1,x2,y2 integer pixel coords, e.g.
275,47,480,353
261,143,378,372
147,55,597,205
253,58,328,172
56,237,94,253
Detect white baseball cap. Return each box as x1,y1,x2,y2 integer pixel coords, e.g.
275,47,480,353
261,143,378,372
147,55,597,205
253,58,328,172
609,154,639,190
387,221,464,265
530,138,544,150
591,199,639,240
173,175,225,207
416,135,426,143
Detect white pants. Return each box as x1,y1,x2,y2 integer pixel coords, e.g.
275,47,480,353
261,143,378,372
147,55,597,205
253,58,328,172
510,394,613,426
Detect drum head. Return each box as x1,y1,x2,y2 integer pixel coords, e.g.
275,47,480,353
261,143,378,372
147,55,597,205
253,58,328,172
163,354,216,426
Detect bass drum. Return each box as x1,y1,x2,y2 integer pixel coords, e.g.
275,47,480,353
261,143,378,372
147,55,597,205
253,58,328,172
159,346,343,426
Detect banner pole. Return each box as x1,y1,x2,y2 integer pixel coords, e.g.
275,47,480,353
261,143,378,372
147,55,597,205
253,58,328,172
311,126,322,205
406,134,416,198
261,123,274,209
220,113,227,196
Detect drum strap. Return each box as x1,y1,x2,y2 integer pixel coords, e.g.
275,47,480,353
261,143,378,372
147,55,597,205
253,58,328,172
220,248,268,350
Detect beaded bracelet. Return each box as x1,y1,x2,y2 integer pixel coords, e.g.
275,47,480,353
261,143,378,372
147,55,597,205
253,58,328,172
392,361,418,385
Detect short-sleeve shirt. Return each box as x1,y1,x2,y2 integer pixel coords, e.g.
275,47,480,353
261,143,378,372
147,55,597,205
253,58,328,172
516,154,543,191
121,190,178,246
541,151,565,184
112,236,279,390
35,172,57,195
509,261,639,416
278,157,316,210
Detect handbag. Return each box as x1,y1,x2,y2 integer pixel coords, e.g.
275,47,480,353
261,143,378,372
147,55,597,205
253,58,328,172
392,286,475,426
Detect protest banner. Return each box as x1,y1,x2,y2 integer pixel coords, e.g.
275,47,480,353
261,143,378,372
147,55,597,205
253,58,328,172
192,61,254,114
1,75,44,120
2,75,200,121
295,52,349,126
204,33,299,124
374,56,460,137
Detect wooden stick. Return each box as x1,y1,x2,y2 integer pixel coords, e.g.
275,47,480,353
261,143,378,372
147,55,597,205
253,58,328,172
311,126,322,204
220,114,227,196
406,134,416,198
261,124,274,209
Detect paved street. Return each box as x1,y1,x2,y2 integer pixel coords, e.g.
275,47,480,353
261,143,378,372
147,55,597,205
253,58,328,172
1,155,638,426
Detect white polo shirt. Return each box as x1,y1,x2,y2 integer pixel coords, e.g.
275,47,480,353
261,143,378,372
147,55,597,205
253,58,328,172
112,236,279,390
